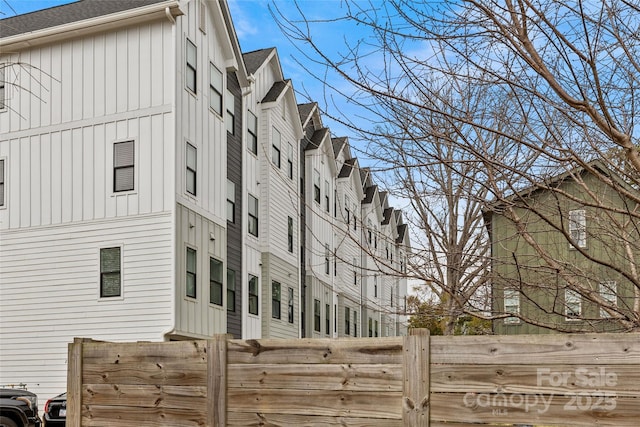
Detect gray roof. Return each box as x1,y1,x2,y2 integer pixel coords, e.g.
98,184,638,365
298,102,316,126
363,185,377,204
332,137,347,157
304,127,329,151
242,48,274,75
261,80,289,104
338,158,357,178
0,0,168,38
382,207,393,225
396,223,408,244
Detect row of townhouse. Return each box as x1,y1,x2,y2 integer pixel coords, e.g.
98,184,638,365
0,0,408,401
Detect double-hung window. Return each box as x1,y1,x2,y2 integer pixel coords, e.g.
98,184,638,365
288,287,294,323
226,89,235,134
325,303,330,335
288,216,294,253
313,170,321,203
186,143,197,196
248,111,258,154
209,257,223,306
227,180,235,223
100,247,121,298
287,143,294,179
272,281,281,319
325,244,330,275
248,275,259,315
227,269,236,312
313,299,321,332
248,195,259,237
272,127,281,168
503,289,520,324
345,307,350,335
353,311,358,337
565,289,582,320
186,39,197,93
599,281,617,318
209,63,222,114
0,159,4,207
324,181,330,212
186,247,197,298
569,209,586,248
113,141,134,192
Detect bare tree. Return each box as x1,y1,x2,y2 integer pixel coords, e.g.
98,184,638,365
272,0,640,332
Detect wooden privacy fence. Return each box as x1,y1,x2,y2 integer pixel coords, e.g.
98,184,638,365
67,330,640,426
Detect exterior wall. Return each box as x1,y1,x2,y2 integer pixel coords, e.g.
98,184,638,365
305,275,334,338
174,202,227,338
260,252,299,338
0,213,174,401
490,172,638,334
226,70,243,338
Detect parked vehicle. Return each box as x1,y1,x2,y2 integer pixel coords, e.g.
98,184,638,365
42,393,65,427
0,388,41,427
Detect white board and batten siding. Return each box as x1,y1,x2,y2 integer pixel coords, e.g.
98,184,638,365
0,16,176,401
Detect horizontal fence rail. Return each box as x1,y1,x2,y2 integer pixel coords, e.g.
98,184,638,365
67,330,640,426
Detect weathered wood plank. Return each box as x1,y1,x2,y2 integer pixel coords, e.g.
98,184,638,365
82,340,208,364
226,411,403,426
81,404,206,427
227,337,403,364
403,329,430,427
82,384,206,410
208,335,229,427
431,364,640,396
66,338,85,427
430,392,639,426
227,363,402,391
83,360,207,386
430,333,640,365
227,388,402,419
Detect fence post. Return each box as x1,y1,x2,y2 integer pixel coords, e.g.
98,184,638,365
208,334,231,427
67,338,86,427
403,328,430,426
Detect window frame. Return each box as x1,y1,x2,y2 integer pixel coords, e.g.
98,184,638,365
345,307,350,335
288,287,294,323
113,140,135,193
313,170,321,204
247,110,258,155
227,269,236,312
569,209,587,248
325,303,331,335
503,289,520,324
226,89,235,134
324,180,330,212
248,274,259,315
272,281,281,319
209,257,223,306
565,289,582,320
0,64,6,110
325,244,330,275
313,299,321,332
272,127,281,168
186,142,197,196
599,281,617,318
287,143,294,179
288,216,294,253
100,246,122,298
186,38,197,94
209,62,223,115
186,246,197,299
248,194,259,237
227,180,236,223
353,311,358,337
0,158,5,208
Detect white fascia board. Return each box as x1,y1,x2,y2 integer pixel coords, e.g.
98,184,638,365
0,1,183,51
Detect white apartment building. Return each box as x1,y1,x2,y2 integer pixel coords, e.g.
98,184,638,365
0,0,409,404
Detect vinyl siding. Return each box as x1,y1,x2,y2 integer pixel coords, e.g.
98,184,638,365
0,212,173,401
261,252,299,339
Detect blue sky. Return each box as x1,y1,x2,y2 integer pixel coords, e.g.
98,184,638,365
2,0,359,142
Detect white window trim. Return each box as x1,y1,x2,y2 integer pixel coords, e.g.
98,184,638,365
185,244,198,301
247,110,258,156
599,281,617,318
503,289,520,324
98,244,124,301
0,63,6,111
185,38,197,95
0,157,6,210
565,289,582,321
112,139,138,196
186,141,198,198
569,209,586,249
209,62,223,116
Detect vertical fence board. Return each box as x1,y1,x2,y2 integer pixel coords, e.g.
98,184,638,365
208,334,230,427
403,329,430,426
66,338,85,427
